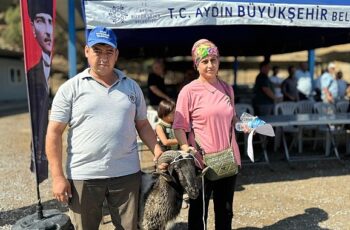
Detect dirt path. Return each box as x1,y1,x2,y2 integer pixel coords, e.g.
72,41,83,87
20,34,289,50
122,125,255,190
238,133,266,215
1,113,350,229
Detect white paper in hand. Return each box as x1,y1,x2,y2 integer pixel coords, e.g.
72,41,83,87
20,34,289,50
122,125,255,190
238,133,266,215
255,124,275,137
246,125,275,163
247,129,256,162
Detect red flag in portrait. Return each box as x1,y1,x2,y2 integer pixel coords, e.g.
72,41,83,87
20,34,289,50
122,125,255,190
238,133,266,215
20,0,56,184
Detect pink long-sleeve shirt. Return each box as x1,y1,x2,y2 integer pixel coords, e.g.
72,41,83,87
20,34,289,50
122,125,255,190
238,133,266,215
173,79,241,166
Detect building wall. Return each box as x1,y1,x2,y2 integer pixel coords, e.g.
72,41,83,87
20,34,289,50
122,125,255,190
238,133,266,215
0,57,27,101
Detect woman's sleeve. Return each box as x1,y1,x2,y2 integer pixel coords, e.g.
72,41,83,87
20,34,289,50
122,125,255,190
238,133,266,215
226,82,236,117
173,86,191,132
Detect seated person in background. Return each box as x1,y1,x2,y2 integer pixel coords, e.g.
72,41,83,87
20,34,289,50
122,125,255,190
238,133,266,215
281,65,299,102
253,60,276,116
270,65,283,102
156,100,179,151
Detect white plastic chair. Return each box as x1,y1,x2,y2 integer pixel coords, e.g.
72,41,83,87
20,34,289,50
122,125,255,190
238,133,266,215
274,102,299,153
296,100,314,114
336,100,349,113
313,102,335,115
274,101,298,115
147,109,159,130
235,103,254,118
296,100,317,153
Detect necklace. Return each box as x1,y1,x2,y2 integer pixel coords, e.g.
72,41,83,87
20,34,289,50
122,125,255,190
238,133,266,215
200,80,218,94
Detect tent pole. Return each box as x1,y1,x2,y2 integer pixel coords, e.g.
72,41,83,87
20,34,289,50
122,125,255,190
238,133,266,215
68,0,77,78
32,144,43,219
308,49,315,88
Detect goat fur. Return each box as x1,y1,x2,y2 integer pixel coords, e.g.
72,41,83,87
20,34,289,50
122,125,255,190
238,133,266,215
139,151,200,230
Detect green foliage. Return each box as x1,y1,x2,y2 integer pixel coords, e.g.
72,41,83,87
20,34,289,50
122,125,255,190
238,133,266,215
1,4,68,57
1,4,86,74
2,4,22,50
54,25,67,56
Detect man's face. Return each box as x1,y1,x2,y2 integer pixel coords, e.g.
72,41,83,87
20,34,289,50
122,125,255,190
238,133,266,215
261,64,270,75
153,62,165,76
85,44,118,78
301,63,308,71
31,13,53,55
329,67,336,75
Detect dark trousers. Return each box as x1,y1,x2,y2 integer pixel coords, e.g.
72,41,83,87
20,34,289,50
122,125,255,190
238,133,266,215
68,172,141,230
188,175,237,230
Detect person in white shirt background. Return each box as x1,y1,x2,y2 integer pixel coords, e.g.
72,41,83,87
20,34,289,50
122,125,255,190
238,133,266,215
269,65,283,102
320,62,339,104
295,62,313,100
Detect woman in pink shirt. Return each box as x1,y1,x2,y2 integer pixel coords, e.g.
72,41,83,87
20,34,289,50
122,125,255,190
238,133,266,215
173,39,241,230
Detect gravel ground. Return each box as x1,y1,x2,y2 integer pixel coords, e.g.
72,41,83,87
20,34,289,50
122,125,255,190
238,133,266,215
1,112,350,229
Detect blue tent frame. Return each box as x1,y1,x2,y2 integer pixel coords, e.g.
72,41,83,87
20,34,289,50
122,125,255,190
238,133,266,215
68,0,350,77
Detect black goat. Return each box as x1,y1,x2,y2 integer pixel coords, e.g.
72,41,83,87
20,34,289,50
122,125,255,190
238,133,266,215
139,151,200,230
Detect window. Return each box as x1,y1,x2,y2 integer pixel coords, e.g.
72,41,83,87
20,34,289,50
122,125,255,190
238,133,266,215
8,67,22,84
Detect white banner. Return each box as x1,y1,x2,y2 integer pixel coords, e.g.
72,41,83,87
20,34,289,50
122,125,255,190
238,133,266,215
84,0,350,29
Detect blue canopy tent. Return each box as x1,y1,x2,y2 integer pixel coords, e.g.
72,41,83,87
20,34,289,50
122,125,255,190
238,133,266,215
72,0,350,81
81,0,350,57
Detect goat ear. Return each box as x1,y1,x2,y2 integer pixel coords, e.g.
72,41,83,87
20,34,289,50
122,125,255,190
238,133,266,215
159,172,173,182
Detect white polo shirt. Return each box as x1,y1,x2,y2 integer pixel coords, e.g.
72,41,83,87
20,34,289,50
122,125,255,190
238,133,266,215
50,68,147,180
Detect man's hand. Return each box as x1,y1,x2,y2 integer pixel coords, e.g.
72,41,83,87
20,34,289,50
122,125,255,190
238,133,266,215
323,88,334,103
153,144,168,171
52,176,72,204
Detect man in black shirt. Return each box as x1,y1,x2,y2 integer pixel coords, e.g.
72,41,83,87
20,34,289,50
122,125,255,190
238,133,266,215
252,61,276,116
147,59,172,110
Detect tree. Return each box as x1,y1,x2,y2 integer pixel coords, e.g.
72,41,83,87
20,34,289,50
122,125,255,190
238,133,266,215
1,4,22,50
1,4,69,56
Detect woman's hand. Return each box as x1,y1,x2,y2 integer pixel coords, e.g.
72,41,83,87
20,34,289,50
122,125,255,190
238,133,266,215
241,123,252,134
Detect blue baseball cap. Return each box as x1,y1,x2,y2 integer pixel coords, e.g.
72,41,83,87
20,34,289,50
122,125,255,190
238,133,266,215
87,26,117,48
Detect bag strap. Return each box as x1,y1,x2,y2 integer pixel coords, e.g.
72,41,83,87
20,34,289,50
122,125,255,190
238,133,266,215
327,79,334,89
194,79,234,153
218,79,234,142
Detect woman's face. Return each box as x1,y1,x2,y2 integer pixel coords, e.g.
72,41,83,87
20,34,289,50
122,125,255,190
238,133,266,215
197,55,219,80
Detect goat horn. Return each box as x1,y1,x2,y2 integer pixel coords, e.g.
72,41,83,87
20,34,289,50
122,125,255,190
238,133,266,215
157,150,182,164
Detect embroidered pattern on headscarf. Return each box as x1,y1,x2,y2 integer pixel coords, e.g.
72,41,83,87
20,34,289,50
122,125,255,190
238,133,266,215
192,41,219,67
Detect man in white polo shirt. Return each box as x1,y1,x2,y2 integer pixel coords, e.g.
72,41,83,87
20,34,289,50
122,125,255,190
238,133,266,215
46,26,163,229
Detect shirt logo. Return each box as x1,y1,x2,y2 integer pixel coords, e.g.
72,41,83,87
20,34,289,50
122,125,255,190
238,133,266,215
128,94,136,104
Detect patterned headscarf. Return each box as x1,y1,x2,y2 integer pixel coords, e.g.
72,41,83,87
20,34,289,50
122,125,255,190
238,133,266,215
191,39,219,67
